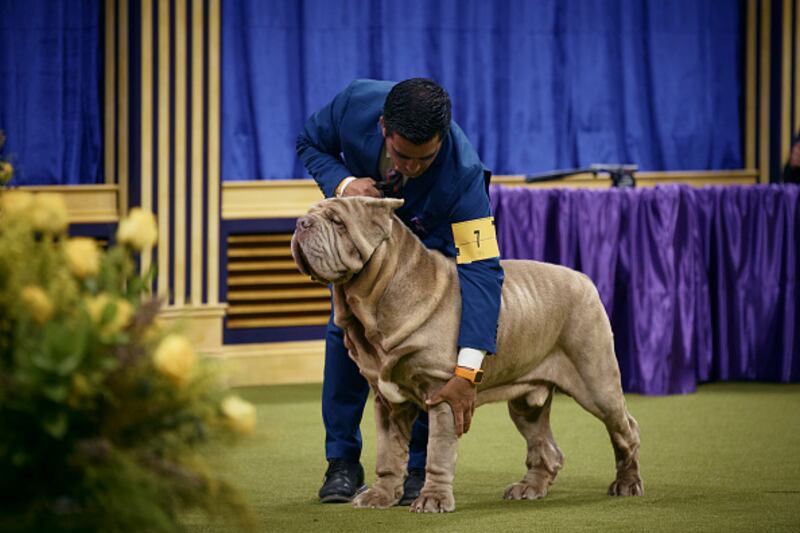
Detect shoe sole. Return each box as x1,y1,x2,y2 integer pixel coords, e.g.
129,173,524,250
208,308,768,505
319,484,367,504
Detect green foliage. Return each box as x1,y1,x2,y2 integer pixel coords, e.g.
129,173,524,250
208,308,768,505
0,191,255,532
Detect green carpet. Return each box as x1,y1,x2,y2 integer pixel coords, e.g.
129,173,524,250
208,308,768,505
190,383,800,532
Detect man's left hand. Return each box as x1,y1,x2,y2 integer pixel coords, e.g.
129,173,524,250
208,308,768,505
426,375,477,437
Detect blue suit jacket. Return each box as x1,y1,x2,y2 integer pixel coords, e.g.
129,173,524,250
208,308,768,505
297,79,503,353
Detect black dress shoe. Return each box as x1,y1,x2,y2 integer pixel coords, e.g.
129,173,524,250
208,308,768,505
399,468,426,506
318,459,367,503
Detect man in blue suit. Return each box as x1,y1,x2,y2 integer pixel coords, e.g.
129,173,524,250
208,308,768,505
297,78,504,504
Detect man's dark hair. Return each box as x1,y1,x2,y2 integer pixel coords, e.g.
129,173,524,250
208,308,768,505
383,78,452,145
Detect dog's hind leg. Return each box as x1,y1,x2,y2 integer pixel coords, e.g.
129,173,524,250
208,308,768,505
604,409,643,496
556,292,644,497
555,356,644,497
503,385,564,500
541,349,643,497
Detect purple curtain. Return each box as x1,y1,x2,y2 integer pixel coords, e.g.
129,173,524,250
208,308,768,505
490,184,800,395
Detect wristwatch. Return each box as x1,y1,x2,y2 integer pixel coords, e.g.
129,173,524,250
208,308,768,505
454,365,483,384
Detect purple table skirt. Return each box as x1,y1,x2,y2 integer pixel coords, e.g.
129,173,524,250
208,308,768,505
490,184,800,395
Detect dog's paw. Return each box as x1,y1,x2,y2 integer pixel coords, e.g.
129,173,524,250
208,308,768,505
503,480,549,501
352,487,398,509
409,490,455,513
607,476,644,497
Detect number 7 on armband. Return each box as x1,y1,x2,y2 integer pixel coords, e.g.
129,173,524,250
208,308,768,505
451,217,501,264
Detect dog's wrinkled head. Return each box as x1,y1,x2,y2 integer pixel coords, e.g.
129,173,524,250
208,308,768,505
291,197,404,284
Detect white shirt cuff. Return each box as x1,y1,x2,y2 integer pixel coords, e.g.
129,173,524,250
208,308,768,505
457,347,486,370
336,176,357,197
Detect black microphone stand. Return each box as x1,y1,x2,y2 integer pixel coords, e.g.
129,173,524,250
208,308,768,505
524,164,638,188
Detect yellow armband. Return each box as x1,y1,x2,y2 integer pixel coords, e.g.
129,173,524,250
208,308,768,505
451,217,500,264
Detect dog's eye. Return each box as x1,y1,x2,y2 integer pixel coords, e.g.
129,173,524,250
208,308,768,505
330,215,344,226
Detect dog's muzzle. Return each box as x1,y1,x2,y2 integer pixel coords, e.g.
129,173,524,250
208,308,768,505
291,217,315,278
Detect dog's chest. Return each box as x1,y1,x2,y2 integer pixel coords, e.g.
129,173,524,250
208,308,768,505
343,323,413,404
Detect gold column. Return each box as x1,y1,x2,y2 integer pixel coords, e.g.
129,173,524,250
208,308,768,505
745,0,757,169
781,0,794,168
174,0,188,306
191,0,204,305
104,0,116,185
118,0,129,217
759,0,771,184
151,0,226,354
140,0,154,273
157,0,171,300
795,0,800,136
207,0,221,305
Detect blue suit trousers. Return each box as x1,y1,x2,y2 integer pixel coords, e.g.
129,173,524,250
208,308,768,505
323,314,428,470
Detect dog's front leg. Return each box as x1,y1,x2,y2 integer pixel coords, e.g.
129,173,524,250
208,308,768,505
352,395,416,509
410,402,457,513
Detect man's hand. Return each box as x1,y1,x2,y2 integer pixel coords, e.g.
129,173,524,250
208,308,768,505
342,177,381,198
426,375,477,437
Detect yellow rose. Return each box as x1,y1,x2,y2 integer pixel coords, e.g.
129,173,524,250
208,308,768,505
220,395,257,434
0,190,34,216
31,193,69,234
0,161,13,185
86,293,133,335
152,334,196,387
64,237,101,279
21,285,53,324
116,208,158,251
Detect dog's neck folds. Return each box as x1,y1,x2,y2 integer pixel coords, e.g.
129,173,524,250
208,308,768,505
334,215,455,355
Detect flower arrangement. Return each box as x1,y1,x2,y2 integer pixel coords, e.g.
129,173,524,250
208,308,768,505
0,187,256,532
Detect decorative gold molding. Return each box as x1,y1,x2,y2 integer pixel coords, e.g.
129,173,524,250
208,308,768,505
20,185,119,223
495,170,758,188
221,171,757,220
159,304,227,356
222,180,324,220
215,341,325,387
498,172,759,188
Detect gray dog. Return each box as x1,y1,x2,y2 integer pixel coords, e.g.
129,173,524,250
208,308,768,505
291,197,643,513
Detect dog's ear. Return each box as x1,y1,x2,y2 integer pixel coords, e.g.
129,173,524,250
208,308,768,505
354,196,403,213
335,197,400,261
380,198,404,211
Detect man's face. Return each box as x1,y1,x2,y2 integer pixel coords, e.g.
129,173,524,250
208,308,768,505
380,117,442,179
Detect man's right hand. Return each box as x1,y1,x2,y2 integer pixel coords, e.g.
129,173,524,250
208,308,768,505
341,177,381,198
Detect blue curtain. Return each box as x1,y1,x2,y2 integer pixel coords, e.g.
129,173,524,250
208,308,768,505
491,184,800,395
222,0,743,181
0,1,103,186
